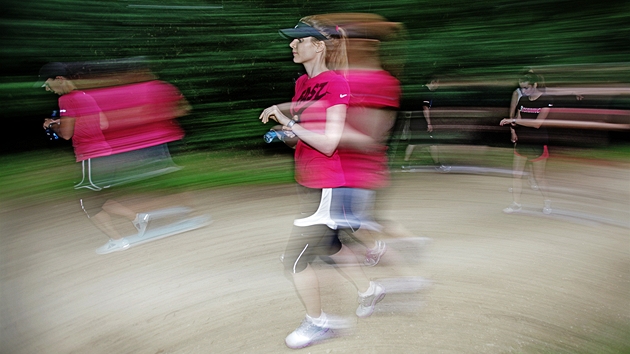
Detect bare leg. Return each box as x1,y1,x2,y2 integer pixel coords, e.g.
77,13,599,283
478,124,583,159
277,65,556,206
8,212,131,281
531,158,549,200
429,144,440,164
101,199,148,236
511,154,528,204
292,263,322,318
353,228,378,249
91,210,124,240
527,163,538,188
329,244,371,293
404,144,415,161
102,199,137,221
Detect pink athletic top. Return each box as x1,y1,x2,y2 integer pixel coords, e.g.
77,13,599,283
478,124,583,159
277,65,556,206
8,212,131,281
86,81,185,155
292,71,350,188
339,69,401,189
59,91,112,162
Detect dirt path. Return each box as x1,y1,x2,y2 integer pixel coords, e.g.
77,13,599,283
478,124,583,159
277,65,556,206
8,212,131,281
1,157,629,354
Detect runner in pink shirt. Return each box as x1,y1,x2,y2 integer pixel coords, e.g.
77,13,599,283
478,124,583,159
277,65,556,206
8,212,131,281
336,66,401,266
39,62,188,255
87,80,185,155
58,90,112,161
259,15,382,349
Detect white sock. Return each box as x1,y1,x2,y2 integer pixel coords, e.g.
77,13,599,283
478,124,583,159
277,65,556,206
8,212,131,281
359,281,376,297
307,312,327,327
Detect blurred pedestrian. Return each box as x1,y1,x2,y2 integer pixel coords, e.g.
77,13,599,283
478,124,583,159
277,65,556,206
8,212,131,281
403,75,450,171
508,68,541,191
259,15,381,349
38,62,138,253
500,71,553,214
332,17,403,267
38,61,191,254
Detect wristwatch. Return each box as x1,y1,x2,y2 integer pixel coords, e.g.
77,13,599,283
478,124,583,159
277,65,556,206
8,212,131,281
286,120,296,128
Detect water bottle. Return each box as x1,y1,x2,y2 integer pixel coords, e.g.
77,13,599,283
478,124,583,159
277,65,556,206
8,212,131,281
45,110,59,141
263,129,286,143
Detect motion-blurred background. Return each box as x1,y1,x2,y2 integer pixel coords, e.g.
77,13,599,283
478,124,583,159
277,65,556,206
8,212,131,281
2,0,629,155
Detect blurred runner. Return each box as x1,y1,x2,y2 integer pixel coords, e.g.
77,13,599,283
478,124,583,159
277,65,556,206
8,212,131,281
508,68,542,191
403,75,450,171
37,60,191,254
332,16,403,267
500,71,553,214
259,15,380,349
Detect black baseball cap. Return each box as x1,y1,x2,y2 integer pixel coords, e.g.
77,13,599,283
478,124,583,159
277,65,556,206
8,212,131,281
279,22,336,41
34,62,69,88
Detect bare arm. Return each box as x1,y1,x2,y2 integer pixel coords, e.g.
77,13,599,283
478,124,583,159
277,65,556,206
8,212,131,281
509,89,520,119
99,112,109,130
512,111,520,141
58,117,75,140
174,97,192,118
544,87,583,100
43,116,75,140
290,104,346,156
260,102,346,156
514,107,550,129
258,103,293,125
501,108,550,129
423,106,433,132
339,107,396,151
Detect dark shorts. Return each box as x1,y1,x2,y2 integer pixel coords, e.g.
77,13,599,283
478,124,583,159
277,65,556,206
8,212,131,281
514,144,549,161
73,155,118,218
405,113,437,144
74,144,180,217
283,186,342,274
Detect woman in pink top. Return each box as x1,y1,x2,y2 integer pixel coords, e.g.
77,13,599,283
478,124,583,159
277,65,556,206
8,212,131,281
260,15,381,349
39,63,175,255
337,64,401,267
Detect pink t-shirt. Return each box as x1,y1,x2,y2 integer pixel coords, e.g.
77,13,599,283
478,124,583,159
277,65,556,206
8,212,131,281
87,81,185,155
339,70,401,189
59,91,112,162
292,71,350,188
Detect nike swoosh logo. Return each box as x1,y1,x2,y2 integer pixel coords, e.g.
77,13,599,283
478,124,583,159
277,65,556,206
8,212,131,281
340,94,348,98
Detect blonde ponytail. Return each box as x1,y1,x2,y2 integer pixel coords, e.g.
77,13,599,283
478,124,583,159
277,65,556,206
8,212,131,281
300,15,348,74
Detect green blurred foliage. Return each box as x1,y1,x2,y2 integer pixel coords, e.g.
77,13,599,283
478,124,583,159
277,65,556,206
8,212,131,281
1,0,629,154
0,149,296,204
2,141,628,203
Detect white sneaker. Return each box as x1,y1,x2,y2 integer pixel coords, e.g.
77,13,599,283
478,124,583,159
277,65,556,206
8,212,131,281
364,240,387,266
528,176,539,191
356,282,386,318
96,238,130,255
133,213,150,236
285,313,350,349
543,200,552,215
285,317,331,349
503,202,522,214
436,164,451,173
